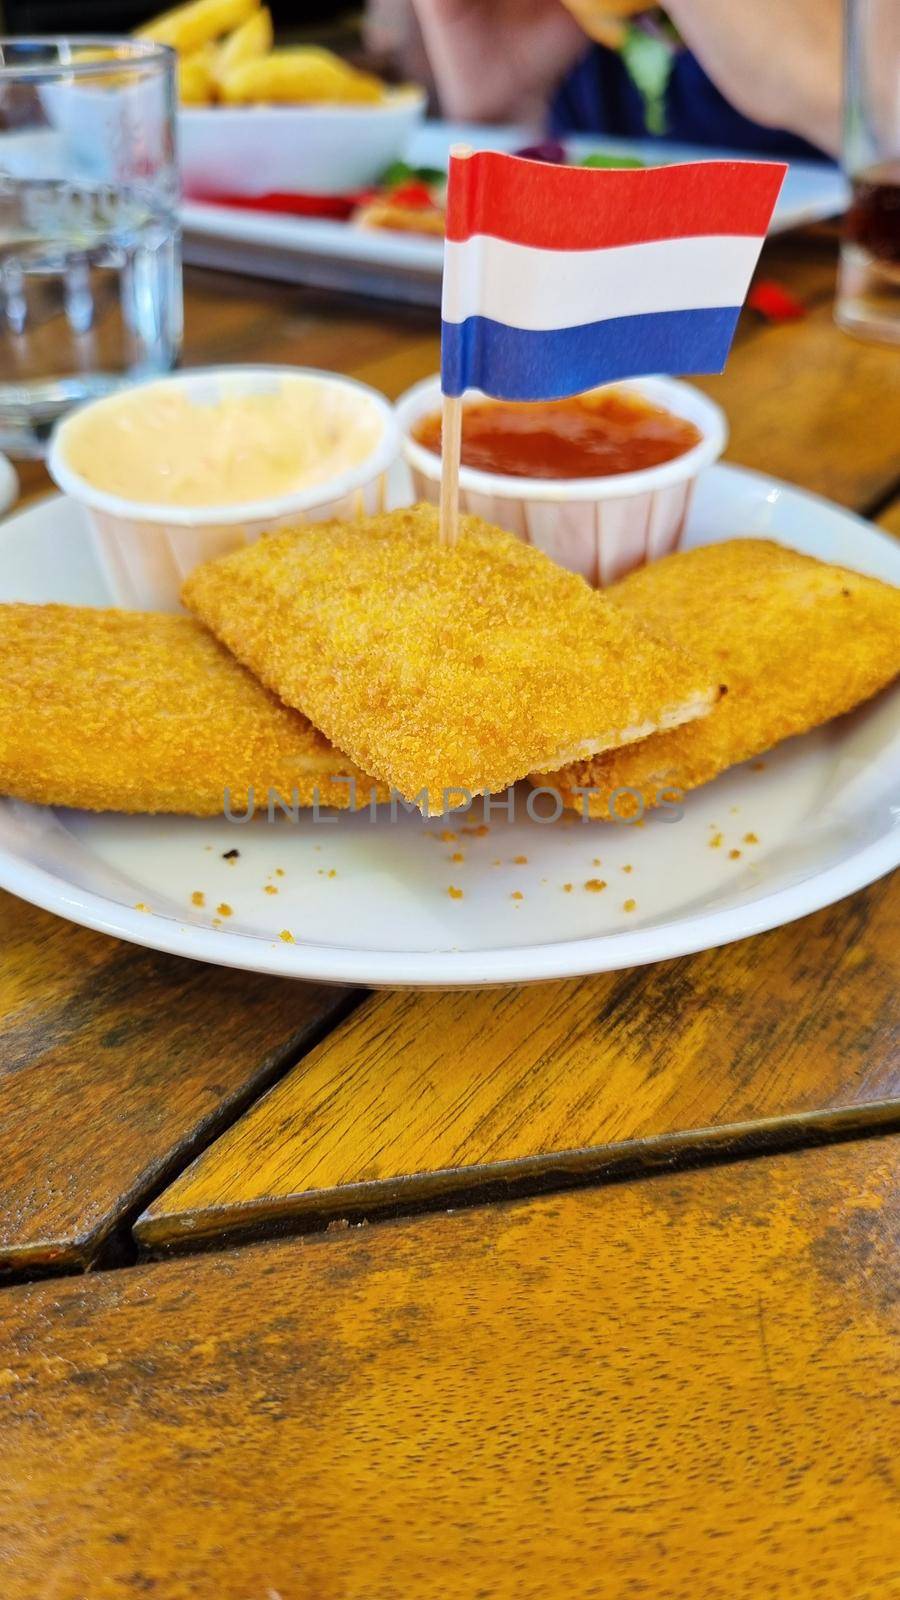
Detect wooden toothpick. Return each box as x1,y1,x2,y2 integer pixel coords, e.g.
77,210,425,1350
439,143,474,549
439,392,462,548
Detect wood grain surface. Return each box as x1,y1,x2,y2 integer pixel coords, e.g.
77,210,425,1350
138,874,900,1251
0,891,355,1276
5,1136,900,1600
694,294,900,510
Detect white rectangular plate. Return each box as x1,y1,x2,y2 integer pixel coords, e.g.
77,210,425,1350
181,121,850,305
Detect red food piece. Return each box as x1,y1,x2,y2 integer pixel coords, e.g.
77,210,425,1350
387,180,437,209
747,279,806,322
186,190,363,218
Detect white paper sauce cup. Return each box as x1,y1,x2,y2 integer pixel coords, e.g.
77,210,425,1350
48,366,399,611
396,374,727,587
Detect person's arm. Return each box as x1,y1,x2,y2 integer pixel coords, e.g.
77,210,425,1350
661,0,841,155
411,0,587,123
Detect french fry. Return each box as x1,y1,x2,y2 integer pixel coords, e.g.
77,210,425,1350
214,6,273,84
177,45,217,103
559,0,647,47
220,48,384,105
136,0,259,56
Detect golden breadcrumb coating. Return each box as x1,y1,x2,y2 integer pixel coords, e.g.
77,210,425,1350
0,604,382,815
182,504,716,811
537,539,900,819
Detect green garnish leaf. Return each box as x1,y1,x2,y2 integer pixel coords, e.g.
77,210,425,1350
620,25,675,137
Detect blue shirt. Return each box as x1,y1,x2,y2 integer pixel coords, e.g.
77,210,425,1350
550,45,827,161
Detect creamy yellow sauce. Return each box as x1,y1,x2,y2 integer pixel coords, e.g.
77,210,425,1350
63,376,383,507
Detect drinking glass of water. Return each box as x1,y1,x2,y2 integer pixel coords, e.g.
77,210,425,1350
836,0,900,345
0,38,182,456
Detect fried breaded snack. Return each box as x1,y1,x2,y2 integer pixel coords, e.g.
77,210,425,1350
354,197,446,236
0,605,382,815
537,539,900,819
182,504,717,812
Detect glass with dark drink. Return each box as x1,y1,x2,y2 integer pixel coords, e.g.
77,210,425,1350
836,0,900,345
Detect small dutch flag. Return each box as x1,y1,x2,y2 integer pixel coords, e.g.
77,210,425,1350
440,149,787,401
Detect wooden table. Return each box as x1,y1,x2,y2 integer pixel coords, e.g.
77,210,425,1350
2,228,900,1600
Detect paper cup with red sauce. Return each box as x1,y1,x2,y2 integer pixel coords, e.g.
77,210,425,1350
396,373,727,587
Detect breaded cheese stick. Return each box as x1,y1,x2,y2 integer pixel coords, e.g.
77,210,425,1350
536,539,900,819
0,604,381,815
182,504,718,812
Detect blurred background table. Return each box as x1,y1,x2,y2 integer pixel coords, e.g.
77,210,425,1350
2,223,900,1599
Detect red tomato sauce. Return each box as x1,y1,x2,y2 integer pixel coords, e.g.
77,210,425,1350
414,389,702,480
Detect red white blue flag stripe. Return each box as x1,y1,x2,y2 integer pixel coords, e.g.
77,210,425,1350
440,152,787,400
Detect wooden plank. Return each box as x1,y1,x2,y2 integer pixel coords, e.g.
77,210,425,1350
0,890,355,1276
138,873,900,1252
5,1136,900,1600
694,293,900,508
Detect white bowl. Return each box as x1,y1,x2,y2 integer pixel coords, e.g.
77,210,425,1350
179,88,427,199
48,365,398,611
396,375,728,587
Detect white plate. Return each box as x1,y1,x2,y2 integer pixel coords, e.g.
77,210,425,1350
181,121,850,305
0,464,898,987
0,454,17,515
